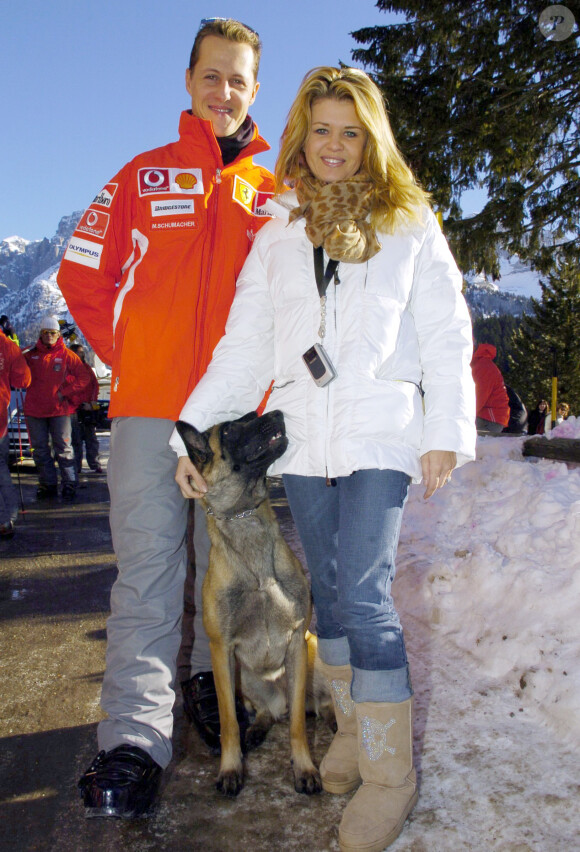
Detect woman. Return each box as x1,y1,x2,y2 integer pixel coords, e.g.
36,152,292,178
556,402,570,424
172,67,476,851
527,399,551,435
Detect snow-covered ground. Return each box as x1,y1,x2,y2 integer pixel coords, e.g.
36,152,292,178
392,418,580,849
400,418,579,744
283,419,580,849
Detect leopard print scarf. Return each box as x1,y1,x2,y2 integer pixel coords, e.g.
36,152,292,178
289,172,382,263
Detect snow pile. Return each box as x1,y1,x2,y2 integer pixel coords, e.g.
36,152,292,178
398,418,580,746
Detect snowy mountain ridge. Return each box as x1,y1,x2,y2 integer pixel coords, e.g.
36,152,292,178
0,212,82,296
1,236,31,254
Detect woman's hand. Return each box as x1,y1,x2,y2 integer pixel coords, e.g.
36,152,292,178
420,450,457,500
175,456,208,500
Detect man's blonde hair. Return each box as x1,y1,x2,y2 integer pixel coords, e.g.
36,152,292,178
276,66,430,232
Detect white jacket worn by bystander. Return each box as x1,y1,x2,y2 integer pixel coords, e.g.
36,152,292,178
171,192,476,482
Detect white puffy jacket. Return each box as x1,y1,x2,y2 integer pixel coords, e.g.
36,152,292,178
171,192,476,482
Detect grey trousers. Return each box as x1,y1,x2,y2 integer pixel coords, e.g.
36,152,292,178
26,414,77,488
0,433,17,526
99,417,211,768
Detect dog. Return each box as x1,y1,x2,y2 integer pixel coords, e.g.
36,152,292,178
176,410,324,797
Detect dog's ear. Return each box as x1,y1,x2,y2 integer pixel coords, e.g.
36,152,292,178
176,421,213,469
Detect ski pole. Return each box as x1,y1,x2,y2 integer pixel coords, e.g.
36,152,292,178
15,389,27,518
550,347,558,430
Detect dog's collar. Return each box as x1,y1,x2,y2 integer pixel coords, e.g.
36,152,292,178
206,506,258,521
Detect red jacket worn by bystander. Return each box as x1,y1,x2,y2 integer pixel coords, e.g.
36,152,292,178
23,337,91,419
0,334,31,437
67,360,100,409
471,343,510,427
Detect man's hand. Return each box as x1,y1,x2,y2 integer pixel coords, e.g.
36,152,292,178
421,450,457,500
175,455,207,499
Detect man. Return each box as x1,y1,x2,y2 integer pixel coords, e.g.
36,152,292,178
23,316,90,501
0,315,19,345
0,327,31,539
68,343,103,475
471,342,510,436
57,19,274,818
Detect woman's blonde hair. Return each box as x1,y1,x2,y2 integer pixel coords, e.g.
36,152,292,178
276,66,430,232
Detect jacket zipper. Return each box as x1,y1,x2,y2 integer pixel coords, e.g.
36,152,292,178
195,167,221,380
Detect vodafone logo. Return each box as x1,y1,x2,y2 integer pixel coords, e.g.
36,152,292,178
77,208,110,239
139,168,170,195
144,169,167,187
138,167,204,196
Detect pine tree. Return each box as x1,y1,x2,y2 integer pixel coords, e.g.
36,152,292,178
351,1,580,277
508,259,580,413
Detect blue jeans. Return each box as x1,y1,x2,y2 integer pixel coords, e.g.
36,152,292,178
0,433,17,525
26,415,76,488
283,469,412,703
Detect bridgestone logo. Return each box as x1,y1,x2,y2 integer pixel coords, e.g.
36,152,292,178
151,199,195,217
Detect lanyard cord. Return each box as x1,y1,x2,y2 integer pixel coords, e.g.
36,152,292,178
313,246,339,298
314,246,340,341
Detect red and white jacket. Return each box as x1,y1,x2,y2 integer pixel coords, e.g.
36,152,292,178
57,111,275,421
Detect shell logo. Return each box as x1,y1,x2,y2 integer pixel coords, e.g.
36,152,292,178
175,172,197,190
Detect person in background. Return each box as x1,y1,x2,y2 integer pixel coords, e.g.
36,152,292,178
471,342,510,435
172,66,476,851
57,18,275,819
555,402,570,425
0,315,19,345
502,385,528,435
68,343,103,475
0,331,31,539
527,398,551,435
23,316,89,501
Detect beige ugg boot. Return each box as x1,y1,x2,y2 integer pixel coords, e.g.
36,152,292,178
319,662,361,794
338,698,418,852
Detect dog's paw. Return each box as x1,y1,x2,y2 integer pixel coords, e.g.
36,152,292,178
293,766,322,796
216,767,244,797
